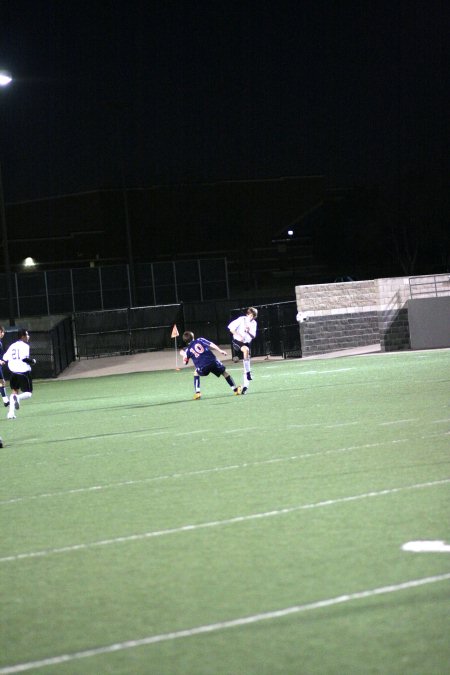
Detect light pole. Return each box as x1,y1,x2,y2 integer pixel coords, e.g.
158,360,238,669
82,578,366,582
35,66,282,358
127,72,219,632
0,70,15,326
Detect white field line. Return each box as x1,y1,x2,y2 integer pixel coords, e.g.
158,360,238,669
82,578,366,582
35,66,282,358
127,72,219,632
1,478,449,564
263,367,354,374
1,572,449,674
3,426,448,506
0,438,410,506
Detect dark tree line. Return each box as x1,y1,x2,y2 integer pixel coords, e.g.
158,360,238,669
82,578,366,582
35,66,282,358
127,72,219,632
315,174,450,280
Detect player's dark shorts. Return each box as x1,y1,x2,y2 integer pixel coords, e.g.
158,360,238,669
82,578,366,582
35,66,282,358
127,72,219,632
10,372,33,393
196,359,226,378
232,339,251,357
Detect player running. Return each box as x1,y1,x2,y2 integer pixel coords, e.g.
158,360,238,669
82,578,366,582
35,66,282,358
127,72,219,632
1,328,36,419
182,331,241,399
227,306,258,395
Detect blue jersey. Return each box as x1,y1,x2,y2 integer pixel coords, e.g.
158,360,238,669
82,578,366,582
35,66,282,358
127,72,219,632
185,337,226,377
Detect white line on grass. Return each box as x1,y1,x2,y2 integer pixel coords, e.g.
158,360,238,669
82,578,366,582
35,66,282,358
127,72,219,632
380,419,417,426
0,572,449,674
174,429,211,437
0,439,408,506
1,478,448,564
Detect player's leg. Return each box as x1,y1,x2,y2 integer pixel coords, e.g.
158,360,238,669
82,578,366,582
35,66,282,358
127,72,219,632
193,371,201,399
0,377,9,407
222,368,241,395
16,374,33,406
241,345,252,394
7,388,19,419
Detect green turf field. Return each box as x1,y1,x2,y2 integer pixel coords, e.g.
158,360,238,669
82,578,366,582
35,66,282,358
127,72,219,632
1,349,449,674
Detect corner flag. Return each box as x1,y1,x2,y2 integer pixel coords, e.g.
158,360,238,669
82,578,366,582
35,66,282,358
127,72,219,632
171,324,179,338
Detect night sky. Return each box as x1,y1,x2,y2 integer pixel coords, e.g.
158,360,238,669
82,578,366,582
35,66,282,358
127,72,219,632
0,0,448,203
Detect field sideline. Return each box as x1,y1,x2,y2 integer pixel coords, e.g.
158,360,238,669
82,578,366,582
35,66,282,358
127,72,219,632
1,349,449,674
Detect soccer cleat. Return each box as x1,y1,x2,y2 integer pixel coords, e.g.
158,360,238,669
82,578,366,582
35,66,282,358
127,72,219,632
12,394,20,410
0,438,3,448
234,386,242,395
3,401,9,408
246,372,253,381
193,392,201,400
241,386,248,395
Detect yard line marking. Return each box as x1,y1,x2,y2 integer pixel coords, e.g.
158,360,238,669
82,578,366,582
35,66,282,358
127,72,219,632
325,421,359,428
174,429,210,437
402,540,450,553
0,439,408,506
380,419,416,426
0,573,449,674
1,478,448,563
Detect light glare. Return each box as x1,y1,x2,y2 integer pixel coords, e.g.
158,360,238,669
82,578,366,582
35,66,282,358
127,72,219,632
0,71,13,87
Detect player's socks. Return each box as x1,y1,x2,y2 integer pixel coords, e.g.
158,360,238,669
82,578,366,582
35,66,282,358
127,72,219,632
243,359,252,382
225,374,235,387
17,392,32,402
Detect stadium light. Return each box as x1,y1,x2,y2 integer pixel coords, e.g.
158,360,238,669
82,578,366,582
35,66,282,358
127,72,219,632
0,70,16,326
0,71,12,87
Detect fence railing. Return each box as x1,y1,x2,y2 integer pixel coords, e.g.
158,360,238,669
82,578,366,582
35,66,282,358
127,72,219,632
0,259,229,320
409,274,450,299
74,304,183,358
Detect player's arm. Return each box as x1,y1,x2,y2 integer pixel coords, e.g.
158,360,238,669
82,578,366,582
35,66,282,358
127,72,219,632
208,341,227,357
228,317,245,341
247,321,257,339
22,357,36,365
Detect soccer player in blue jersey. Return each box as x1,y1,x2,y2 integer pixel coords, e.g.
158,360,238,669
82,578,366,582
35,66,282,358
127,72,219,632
182,331,241,399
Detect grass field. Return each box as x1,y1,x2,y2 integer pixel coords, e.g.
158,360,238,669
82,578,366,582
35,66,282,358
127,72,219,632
1,349,449,674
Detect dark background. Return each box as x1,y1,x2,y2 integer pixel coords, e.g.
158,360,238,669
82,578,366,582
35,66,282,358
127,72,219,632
1,0,449,283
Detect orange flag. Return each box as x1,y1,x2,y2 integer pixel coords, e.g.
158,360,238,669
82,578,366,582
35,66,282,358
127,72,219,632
171,324,179,338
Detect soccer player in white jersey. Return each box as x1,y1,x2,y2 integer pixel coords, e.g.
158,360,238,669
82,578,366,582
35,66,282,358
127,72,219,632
227,307,258,395
0,326,10,407
1,329,36,419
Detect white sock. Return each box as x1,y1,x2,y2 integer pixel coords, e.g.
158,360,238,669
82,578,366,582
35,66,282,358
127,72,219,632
17,392,32,401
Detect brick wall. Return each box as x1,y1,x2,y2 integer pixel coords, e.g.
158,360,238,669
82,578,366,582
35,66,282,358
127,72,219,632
295,274,449,356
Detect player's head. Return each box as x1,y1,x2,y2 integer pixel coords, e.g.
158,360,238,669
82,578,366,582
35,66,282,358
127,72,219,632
0,325,5,337
18,328,30,342
247,307,258,319
183,331,194,344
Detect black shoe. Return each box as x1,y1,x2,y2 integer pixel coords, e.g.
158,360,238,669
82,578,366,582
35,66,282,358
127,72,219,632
241,386,248,395
3,402,9,408
0,438,3,448
246,372,252,381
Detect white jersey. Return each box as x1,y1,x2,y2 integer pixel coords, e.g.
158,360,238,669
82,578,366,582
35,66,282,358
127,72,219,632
3,339,31,373
228,315,257,344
